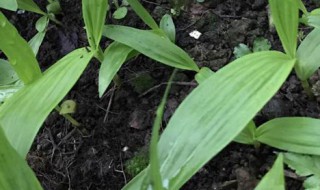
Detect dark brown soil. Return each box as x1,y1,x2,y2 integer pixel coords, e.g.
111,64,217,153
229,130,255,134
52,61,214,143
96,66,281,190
3,0,320,189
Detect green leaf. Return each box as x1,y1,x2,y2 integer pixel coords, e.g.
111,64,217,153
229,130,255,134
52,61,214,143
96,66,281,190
46,0,61,15
160,14,176,43
233,43,252,58
304,176,320,190
0,82,23,104
123,51,295,190
148,70,177,190
234,120,257,145
29,16,49,56
255,154,285,190
301,9,320,28
99,42,135,97
0,12,42,84
0,0,18,11
17,0,45,15
306,15,320,29
0,126,43,190
194,67,214,84
59,100,77,115
296,29,320,80
253,37,272,52
127,0,159,30
29,32,46,56
0,48,94,157
103,25,199,71
35,16,49,32
82,0,108,50
113,7,128,19
0,59,19,85
256,117,320,155
296,0,308,14
269,0,299,58
284,153,320,190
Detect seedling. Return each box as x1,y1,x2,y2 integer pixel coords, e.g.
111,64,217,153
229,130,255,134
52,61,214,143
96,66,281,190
169,0,193,15
233,37,272,58
112,0,129,19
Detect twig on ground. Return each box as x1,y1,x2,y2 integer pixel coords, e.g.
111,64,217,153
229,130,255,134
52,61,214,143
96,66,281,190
139,81,197,97
141,0,160,5
114,153,127,185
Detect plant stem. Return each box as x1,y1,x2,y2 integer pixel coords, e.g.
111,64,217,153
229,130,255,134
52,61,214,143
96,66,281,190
114,0,120,8
55,106,88,134
95,47,104,63
301,79,314,99
48,14,62,26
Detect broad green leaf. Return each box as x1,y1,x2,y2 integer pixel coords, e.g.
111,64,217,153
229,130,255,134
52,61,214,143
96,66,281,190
0,126,43,190
234,120,257,145
296,29,320,80
257,117,320,155
123,51,295,190
103,25,199,71
0,0,18,11
269,0,299,58
194,67,214,84
233,43,252,58
255,154,285,190
284,153,320,190
82,0,108,50
0,48,94,157
113,7,128,19
17,0,45,15
99,42,134,97
127,0,159,30
0,12,42,84
0,82,23,104
0,59,19,85
160,14,176,43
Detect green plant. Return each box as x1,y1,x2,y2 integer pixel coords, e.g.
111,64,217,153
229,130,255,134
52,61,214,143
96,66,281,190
112,0,129,19
255,154,285,190
284,152,320,190
0,126,42,190
2,0,320,189
122,0,320,189
0,0,61,57
233,37,272,58
0,0,199,187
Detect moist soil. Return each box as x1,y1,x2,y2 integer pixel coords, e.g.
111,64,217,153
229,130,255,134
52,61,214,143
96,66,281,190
3,0,320,189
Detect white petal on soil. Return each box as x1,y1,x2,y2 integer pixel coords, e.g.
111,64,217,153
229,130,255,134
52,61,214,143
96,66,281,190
189,30,202,39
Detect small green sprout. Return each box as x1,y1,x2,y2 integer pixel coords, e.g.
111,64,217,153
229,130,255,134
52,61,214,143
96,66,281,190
233,37,271,58
112,0,128,20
